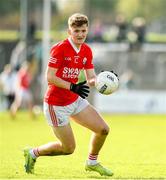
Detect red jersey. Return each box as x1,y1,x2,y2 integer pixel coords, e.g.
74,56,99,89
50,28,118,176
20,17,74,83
44,38,94,106
18,68,31,90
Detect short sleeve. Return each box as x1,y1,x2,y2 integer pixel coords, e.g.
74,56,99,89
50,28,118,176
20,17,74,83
84,47,94,69
48,44,63,68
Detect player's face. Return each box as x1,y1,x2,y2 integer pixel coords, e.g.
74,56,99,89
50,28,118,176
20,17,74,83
68,24,88,48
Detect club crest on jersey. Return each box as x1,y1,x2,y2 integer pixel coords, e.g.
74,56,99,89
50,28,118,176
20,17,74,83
83,57,87,65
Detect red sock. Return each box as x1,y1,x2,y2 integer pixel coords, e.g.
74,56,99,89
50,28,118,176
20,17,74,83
87,154,98,165
30,148,40,159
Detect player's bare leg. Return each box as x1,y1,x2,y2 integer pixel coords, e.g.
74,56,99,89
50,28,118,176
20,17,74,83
37,124,76,156
10,95,21,118
24,123,76,174
71,105,109,154
71,105,113,176
27,99,35,119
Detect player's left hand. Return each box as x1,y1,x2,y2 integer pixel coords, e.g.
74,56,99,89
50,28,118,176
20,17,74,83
70,81,90,99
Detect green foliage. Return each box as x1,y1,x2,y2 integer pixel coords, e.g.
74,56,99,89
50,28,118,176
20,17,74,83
0,0,166,32
0,111,166,179
89,0,117,12
0,30,19,40
0,0,19,15
146,33,166,43
116,0,166,22
1,30,166,43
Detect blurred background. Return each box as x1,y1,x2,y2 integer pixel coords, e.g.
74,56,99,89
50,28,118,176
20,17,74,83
0,0,166,114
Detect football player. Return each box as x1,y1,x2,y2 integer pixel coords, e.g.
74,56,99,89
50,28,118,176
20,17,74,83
24,13,113,176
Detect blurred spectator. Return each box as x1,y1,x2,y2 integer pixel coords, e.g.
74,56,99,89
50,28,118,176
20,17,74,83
89,19,104,42
129,17,146,50
10,20,37,71
10,41,26,70
0,64,17,110
115,14,128,42
132,17,146,43
10,60,36,118
27,20,36,42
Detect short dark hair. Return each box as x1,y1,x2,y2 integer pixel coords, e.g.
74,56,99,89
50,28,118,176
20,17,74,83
68,13,89,28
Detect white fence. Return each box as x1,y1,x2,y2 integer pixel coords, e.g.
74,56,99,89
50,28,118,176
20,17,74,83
91,43,166,90
94,90,166,114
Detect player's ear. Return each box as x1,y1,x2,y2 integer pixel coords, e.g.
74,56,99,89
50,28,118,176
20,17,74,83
68,28,71,35
86,28,89,33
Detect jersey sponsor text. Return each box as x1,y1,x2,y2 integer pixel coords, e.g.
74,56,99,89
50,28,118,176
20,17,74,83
62,67,80,79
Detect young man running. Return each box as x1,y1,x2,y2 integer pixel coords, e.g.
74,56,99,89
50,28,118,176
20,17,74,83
24,13,113,176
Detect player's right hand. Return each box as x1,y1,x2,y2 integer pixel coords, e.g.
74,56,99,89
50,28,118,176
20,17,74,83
70,81,90,99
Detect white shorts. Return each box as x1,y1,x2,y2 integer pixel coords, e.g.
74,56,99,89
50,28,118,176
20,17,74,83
43,97,89,127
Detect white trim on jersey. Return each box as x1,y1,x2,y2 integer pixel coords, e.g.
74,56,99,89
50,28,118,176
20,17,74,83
49,57,57,64
68,37,81,54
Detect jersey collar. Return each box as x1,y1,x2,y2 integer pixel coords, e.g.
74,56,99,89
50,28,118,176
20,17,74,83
68,37,81,54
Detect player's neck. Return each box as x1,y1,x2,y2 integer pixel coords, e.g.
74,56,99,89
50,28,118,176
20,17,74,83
68,37,81,53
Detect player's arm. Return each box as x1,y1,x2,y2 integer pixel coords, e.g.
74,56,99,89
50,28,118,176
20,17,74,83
46,66,71,90
84,69,97,87
46,66,89,98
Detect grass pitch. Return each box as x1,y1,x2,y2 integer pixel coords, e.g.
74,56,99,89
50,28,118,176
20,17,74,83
0,111,166,179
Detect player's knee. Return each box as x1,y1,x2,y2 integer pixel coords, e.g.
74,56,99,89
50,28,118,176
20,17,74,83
100,126,110,135
63,144,75,155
